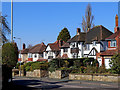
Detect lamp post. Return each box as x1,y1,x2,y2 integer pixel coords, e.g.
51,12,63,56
14,37,21,76
11,0,13,42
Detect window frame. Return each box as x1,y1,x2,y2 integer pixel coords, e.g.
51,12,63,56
110,40,116,47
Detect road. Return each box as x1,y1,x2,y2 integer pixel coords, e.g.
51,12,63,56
3,76,120,90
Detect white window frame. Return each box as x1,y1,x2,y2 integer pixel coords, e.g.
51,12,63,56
110,40,116,47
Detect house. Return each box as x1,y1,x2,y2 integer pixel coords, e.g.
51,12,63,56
44,40,64,61
97,14,120,69
27,42,47,62
83,25,113,59
67,28,86,58
63,26,113,59
18,43,29,63
60,42,71,59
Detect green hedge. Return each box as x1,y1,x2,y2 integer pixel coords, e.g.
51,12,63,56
16,61,48,72
48,58,98,73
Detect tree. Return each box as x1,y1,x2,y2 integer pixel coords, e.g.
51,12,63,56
57,27,71,42
2,42,18,68
109,54,120,74
82,4,95,32
0,15,11,43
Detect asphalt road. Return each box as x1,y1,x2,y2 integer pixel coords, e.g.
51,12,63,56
3,76,120,90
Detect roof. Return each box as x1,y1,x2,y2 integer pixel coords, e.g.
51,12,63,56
85,25,113,44
21,48,29,54
100,50,120,56
28,42,46,53
106,30,120,40
61,42,70,48
46,40,65,51
68,32,86,42
48,43,60,51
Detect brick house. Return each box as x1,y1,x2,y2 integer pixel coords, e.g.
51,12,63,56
97,14,120,69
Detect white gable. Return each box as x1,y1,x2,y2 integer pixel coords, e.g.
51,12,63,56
46,45,52,51
88,48,98,56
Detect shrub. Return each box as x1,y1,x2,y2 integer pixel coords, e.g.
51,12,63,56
109,54,120,74
98,65,106,73
24,61,48,71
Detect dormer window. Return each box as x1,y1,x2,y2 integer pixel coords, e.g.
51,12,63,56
110,40,116,47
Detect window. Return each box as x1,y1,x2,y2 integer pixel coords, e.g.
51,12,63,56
85,44,90,50
93,41,96,46
34,54,37,58
110,40,116,47
63,48,68,52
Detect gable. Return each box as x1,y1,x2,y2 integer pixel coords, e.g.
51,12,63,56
46,45,52,51
88,48,98,56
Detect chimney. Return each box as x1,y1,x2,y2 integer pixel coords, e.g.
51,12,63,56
59,39,63,47
23,43,25,49
114,14,119,32
41,42,44,45
77,28,81,35
115,14,118,27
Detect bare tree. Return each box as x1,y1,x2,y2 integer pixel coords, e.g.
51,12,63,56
0,15,11,43
82,4,95,32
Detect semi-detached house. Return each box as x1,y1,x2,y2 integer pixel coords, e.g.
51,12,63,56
61,26,113,59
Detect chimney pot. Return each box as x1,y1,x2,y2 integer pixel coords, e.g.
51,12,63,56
77,28,81,35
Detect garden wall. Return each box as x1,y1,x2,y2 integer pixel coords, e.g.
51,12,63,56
69,74,120,82
49,70,70,79
26,69,48,78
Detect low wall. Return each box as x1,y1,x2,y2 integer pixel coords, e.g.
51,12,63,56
49,70,70,79
26,69,48,78
69,74,120,82
49,70,61,79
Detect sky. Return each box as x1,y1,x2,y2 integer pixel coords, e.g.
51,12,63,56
2,2,118,49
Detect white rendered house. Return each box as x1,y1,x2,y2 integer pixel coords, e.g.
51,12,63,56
61,26,112,60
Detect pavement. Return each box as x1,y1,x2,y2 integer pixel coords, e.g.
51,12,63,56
2,76,120,90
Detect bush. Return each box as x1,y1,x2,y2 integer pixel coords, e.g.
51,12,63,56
109,54,120,74
23,61,48,71
98,65,106,73
2,42,18,68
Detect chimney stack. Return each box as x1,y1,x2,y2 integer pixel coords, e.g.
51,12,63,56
77,28,81,35
23,43,25,49
59,39,63,47
114,14,119,33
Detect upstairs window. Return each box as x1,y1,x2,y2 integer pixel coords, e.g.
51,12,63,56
93,41,96,46
34,54,37,58
63,48,68,52
85,44,90,50
110,40,116,47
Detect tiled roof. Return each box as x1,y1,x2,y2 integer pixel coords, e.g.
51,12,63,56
48,43,60,51
106,30,120,40
28,42,46,53
21,48,29,54
67,25,113,44
68,32,86,42
85,25,113,43
100,50,120,56
61,42,70,48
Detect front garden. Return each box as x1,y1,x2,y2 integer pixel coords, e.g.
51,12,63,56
14,54,120,82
